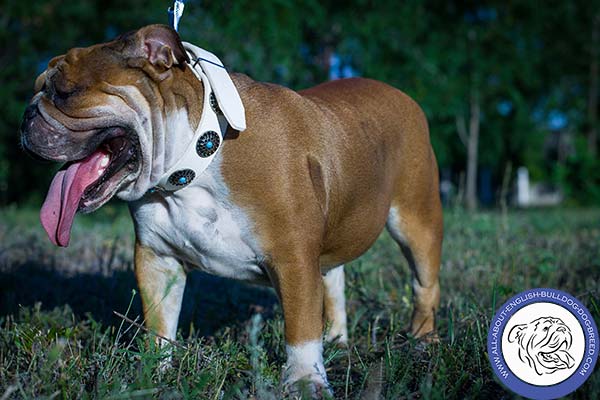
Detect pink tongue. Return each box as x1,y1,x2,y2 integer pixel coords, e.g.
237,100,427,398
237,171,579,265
40,150,109,247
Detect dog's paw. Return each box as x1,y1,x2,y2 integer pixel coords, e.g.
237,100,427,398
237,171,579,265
324,324,348,347
283,376,333,399
416,331,440,344
157,354,173,374
283,364,332,399
324,332,349,348
409,331,440,353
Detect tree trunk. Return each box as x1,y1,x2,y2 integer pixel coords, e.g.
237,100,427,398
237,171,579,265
456,92,481,212
465,95,480,211
588,14,599,156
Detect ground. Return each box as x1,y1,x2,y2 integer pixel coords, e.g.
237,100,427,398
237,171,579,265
0,205,599,399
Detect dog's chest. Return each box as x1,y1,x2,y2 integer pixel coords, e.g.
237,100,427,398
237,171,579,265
129,178,266,283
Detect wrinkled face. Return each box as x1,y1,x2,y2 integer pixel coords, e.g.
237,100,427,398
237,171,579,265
20,24,201,246
508,317,575,375
22,42,141,202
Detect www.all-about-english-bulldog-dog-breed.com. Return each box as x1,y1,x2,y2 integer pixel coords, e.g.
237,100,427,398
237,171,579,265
20,25,443,396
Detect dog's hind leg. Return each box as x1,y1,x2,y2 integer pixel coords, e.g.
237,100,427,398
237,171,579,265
323,265,348,344
386,197,442,339
134,241,187,345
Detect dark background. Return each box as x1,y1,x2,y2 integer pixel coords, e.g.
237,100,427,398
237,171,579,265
1,0,600,210
1,2,599,398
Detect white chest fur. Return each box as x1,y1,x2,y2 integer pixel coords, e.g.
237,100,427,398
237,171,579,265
129,161,267,284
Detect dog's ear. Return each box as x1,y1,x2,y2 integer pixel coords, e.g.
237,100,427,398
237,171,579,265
508,324,527,344
136,24,190,69
34,71,48,93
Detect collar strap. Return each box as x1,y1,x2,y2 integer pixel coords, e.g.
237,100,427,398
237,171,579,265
152,43,246,192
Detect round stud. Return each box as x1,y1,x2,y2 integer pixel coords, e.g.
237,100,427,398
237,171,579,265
168,169,196,187
209,92,222,115
196,131,220,158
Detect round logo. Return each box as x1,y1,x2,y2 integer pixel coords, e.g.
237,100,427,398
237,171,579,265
488,288,598,399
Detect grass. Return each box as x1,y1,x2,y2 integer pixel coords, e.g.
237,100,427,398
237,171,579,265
1,204,599,399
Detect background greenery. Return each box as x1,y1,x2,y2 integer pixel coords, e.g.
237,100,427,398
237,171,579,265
1,1,600,399
1,0,600,207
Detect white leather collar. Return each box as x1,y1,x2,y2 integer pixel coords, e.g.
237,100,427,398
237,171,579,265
152,42,246,192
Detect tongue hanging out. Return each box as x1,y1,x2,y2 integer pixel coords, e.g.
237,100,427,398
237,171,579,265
40,150,110,247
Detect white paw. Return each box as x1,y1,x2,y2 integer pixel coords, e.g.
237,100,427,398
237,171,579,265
324,322,348,345
283,366,332,399
284,341,332,398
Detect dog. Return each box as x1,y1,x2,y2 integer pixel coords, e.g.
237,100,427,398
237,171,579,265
508,317,575,376
20,24,443,395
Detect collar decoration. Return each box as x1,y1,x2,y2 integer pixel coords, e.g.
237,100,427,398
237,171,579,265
151,42,246,192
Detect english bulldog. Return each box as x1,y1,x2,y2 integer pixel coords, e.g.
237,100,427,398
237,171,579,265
508,317,575,376
20,24,443,395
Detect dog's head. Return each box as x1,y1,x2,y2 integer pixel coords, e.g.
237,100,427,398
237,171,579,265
20,25,203,246
508,316,575,375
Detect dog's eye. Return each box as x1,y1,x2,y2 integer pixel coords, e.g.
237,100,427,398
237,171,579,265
544,327,549,331
51,68,78,99
55,87,73,99
52,81,78,100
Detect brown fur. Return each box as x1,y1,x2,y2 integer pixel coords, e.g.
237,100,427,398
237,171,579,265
32,30,202,142
217,75,443,344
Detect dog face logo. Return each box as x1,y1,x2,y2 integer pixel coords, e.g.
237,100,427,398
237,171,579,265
507,316,575,375
489,290,598,399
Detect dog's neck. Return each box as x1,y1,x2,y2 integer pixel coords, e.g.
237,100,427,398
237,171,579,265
150,43,246,194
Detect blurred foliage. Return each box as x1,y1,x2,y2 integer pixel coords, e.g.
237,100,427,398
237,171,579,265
557,137,600,205
1,0,599,205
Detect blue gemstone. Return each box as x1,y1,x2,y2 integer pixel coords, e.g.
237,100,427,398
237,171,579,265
178,176,187,184
206,141,213,149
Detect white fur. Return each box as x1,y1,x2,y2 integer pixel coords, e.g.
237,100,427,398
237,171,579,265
99,84,198,202
152,255,187,341
116,77,269,283
156,108,199,180
284,340,329,389
323,265,348,344
129,155,268,284
386,206,407,244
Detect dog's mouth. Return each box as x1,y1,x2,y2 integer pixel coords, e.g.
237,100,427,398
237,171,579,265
80,135,139,210
536,339,575,371
40,130,140,247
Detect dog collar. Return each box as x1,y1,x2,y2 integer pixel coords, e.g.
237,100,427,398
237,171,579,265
152,43,246,192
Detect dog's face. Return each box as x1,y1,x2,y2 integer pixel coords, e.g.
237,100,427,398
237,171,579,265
508,316,575,375
20,25,201,246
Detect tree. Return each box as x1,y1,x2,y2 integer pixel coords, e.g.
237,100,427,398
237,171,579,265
329,2,546,210
1,0,598,206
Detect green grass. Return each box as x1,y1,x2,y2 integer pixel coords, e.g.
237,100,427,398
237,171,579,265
1,206,599,399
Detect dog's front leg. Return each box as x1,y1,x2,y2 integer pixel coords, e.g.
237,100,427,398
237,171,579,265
269,257,331,397
134,241,186,345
